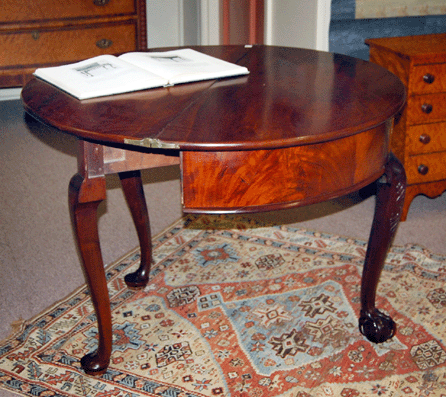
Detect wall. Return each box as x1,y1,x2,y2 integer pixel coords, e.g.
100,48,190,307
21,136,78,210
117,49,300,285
265,0,331,51
146,0,332,51
199,0,221,45
330,0,446,60
146,0,202,48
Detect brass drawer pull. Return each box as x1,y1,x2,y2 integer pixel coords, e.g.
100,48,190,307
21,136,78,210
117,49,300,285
418,164,429,175
419,134,431,144
94,0,110,5
421,103,433,114
96,39,113,49
423,73,435,84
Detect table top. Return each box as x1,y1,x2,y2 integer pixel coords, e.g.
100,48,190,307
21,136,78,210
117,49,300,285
22,45,405,151
366,33,446,63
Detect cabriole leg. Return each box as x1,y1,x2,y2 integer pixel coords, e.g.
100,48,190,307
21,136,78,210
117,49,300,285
119,170,152,288
359,153,406,343
69,173,111,375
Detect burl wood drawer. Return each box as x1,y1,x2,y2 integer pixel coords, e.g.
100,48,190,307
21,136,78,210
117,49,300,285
366,34,446,221
411,64,446,94
407,93,446,125
0,23,136,68
406,122,446,155
406,152,446,184
0,0,135,23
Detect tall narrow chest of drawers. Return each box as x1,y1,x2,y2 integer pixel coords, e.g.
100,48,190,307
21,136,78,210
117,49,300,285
366,34,446,220
0,0,147,87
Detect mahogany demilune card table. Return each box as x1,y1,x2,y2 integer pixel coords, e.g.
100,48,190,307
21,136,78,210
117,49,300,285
22,45,406,375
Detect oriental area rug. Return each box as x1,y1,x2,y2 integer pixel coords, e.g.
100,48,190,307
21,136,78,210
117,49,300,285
1,214,446,397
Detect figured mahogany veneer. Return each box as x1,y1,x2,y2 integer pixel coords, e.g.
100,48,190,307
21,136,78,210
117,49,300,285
0,0,146,87
22,45,406,375
366,34,446,220
182,124,389,212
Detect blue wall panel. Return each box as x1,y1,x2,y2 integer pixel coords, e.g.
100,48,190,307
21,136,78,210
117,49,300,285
329,0,446,60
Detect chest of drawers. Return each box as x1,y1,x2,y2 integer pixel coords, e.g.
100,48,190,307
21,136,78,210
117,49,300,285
366,34,446,220
0,0,147,87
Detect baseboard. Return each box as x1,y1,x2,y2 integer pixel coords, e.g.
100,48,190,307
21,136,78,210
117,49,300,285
0,88,22,101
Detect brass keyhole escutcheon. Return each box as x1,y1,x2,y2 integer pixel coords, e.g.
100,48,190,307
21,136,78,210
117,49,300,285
32,31,40,40
94,0,110,5
96,39,113,49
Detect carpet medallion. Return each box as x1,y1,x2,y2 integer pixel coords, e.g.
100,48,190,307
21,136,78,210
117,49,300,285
1,215,446,396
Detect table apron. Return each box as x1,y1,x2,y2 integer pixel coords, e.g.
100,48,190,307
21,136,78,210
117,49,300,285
180,122,390,214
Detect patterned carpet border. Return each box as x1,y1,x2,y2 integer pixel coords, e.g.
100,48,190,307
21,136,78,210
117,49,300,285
1,214,446,397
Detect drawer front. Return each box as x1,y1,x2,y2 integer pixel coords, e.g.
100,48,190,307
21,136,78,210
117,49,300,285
407,93,446,125
0,0,135,23
182,125,388,213
411,64,446,95
1,23,136,68
406,152,446,184
406,122,446,155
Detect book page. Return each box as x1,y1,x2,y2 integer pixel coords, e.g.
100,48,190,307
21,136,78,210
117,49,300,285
119,49,249,85
33,55,169,100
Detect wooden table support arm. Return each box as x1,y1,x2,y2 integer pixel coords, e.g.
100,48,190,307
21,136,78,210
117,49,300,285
359,153,406,343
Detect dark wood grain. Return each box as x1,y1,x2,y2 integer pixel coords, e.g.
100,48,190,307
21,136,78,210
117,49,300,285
68,141,110,375
22,45,405,150
21,45,407,375
359,153,406,342
182,123,389,213
119,170,152,288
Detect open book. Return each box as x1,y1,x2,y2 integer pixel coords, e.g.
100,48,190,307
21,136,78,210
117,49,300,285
33,49,249,100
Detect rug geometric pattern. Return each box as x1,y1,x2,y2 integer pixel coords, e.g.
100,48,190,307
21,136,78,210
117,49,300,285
1,214,446,396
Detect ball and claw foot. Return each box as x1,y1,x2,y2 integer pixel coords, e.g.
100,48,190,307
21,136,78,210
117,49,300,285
81,352,109,376
359,308,396,343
